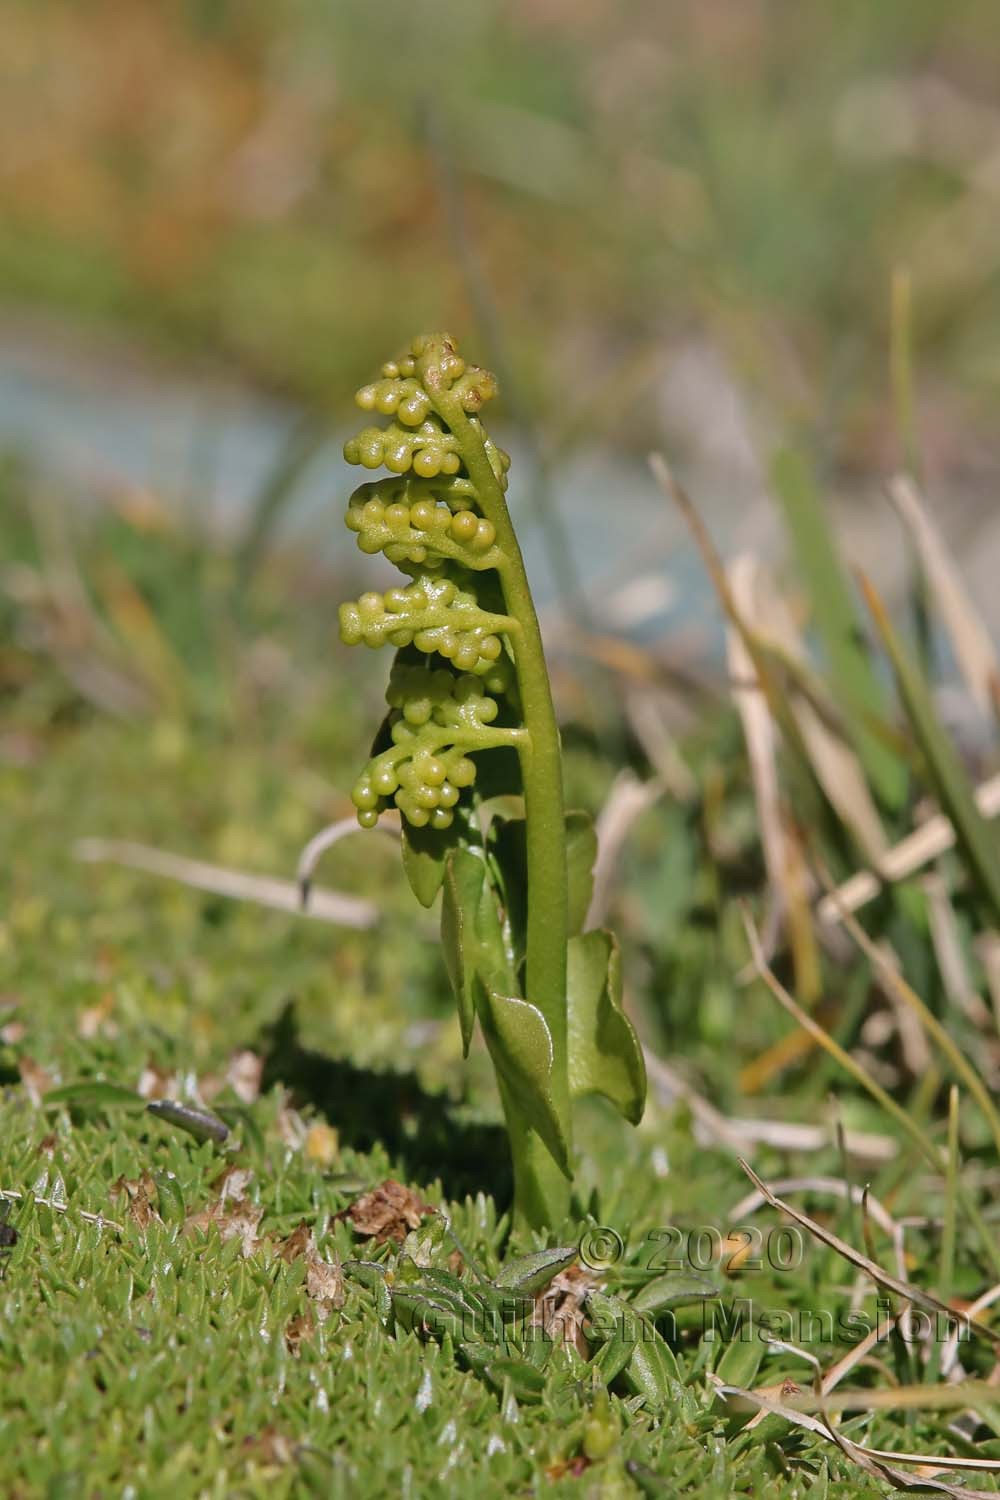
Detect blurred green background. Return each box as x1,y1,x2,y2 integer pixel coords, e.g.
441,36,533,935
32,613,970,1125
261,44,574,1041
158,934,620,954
4,0,1000,465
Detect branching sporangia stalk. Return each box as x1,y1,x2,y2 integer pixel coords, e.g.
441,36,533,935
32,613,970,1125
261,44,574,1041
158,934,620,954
339,334,645,1232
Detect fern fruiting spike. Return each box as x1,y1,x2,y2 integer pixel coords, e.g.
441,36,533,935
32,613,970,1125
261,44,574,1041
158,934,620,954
338,334,646,1232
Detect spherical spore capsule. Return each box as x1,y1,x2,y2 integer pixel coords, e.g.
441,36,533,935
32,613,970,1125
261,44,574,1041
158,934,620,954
450,510,478,543
413,450,441,479
373,765,399,796
451,757,476,788
410,500,438,531
352,778,379,812
421,756,446,786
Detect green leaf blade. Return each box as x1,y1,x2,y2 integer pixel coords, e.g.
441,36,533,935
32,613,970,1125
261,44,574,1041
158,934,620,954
400,821,456,908
477,985,571,1174
566,930,646,1125
440,848,486,1055
772,446,904,811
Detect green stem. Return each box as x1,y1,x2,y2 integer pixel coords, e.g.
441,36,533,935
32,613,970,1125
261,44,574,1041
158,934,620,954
442,400,572,1230
497,1078,573,1233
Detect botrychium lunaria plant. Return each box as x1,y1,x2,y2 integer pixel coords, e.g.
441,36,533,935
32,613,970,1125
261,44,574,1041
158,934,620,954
338,333,645,1232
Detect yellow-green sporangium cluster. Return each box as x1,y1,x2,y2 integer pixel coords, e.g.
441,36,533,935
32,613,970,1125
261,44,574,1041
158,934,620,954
344,338,511,488
343,418,461,479
338,573,514,675
344,480,499,571
339,334,524,832
350,663,512,829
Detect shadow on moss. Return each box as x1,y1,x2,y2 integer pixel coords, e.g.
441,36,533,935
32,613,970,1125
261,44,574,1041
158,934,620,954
258,1001,512,1205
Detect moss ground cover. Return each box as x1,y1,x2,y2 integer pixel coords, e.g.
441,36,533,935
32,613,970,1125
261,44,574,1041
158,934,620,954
4,453,1000,1496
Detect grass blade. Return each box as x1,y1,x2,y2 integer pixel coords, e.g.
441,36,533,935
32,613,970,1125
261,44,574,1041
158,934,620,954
860,573,1000,921
740,906,1000,1281
771,447,904,811
888,473,999,718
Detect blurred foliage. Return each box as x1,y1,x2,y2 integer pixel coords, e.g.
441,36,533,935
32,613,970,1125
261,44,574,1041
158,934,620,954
4,0,1000,458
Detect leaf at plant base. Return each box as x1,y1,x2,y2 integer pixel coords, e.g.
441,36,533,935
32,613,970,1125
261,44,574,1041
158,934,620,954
713,1333,764,1391
584,1288,680,1400
491,809,598,964
480,1356,547,1403
631,1271,720,1317
342,1260,391,1293
43,1081,145,1112
585,1289,636,1384
441,849,486,1054
493,1245,578,1294
621,1309,681,1406
392,1290,462,1341
477,986,570,1174
566,931,646,1125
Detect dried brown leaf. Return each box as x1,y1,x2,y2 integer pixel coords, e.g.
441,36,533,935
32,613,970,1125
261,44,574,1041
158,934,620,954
275,1220,315,1264
136,1060,176,1100
110,1171,161,1231
275,1100,308,1151
212,1164,254,1204
192,1199,264,1256
305,1256,344,1318
726,556,786,896
533,1264,593,1358
18,1056,55,1105
76,994,117,1041
711,1375,1000,1496
284,1311,316,1355
240,1427,294,1468
185,1170,264,1256
346,1179,432,1245
226,1049,263,1105
889,474,999,718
